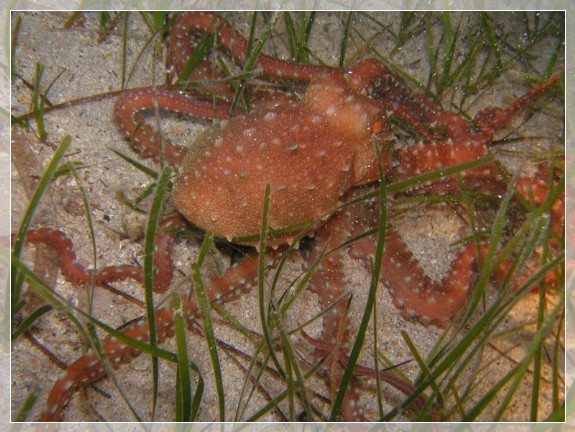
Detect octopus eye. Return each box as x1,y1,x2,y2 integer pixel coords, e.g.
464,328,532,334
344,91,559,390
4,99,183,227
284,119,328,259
371,120,384,134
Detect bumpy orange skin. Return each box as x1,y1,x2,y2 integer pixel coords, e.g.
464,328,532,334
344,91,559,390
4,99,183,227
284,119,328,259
173,71,384,245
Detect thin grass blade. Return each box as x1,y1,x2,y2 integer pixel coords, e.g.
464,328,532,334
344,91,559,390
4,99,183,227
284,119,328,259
193,232,225,421
142,165,172,420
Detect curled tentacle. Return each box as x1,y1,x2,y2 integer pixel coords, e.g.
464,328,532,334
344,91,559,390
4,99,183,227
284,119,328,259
473,71,562,141
349,224,477,327
166,12,337,84
24,223,265,421
20,215,187,294
114,88,232,167
39,305,177,421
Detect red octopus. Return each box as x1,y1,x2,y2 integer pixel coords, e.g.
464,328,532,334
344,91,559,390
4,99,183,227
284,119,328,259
12,12,564,422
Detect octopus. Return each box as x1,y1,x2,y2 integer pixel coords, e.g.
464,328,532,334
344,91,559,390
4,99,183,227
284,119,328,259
11,12,564,422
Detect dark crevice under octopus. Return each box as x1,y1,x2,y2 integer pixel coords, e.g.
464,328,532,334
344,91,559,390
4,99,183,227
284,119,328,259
12,11,564,422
